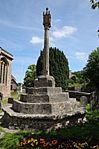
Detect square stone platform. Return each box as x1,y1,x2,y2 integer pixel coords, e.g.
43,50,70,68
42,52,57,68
2,76,84,129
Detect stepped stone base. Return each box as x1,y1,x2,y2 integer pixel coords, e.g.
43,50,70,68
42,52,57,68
2,75,85,130
12,98,79,115
2,105,84,129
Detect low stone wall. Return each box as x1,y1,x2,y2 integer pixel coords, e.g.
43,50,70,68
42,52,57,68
2,113,84,129
68,91,91,101
2,112,54,130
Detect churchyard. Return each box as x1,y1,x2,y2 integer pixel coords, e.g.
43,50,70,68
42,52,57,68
0,2,99,148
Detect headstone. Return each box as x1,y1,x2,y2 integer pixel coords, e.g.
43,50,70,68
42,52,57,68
80,96,88,111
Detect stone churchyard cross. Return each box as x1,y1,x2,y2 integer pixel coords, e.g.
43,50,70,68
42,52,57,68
34,8,55,87
43,8,51,76
2,8,84,130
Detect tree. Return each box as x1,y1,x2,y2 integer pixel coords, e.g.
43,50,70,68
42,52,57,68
36,47,69,89
90,0,99,9
90,0,99,34
83,48,99,90
23,64,36,87
72,71,86,84
68,71,86,89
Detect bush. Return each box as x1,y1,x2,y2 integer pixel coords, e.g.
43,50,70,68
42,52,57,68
85,103,99,123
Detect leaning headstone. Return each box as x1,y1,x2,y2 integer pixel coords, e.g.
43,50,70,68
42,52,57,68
80,96,88,111
90,91,99,110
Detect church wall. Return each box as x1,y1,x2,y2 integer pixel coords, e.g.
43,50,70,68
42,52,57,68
0,47,13,98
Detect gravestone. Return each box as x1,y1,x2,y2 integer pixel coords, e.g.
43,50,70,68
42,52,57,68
2,8,84,129
80,96,88,111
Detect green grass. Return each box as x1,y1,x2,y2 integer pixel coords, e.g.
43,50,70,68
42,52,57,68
0,127,5,132
11,91,27,100
11,91,20,100
0,129,42,149
0,105,98,148
1,98,8,107
68,83,82,87
0,120,99,149
0,109,2,113
1,91,23,108
0,132,21,149
56,122,99,140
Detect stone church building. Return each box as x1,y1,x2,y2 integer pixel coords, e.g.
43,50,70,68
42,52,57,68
0,47,13,97
11,75,18,91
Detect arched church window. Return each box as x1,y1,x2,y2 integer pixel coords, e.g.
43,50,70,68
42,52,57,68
0,57,8,85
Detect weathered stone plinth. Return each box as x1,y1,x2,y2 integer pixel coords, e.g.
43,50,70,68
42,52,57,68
34,75,55,87
2,104,84,130
12,92,77,115
2,82,84,129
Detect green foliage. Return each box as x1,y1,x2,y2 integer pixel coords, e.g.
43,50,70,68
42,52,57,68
68,70,86,88
83,48,99,89
0,122,99,149
1,98,8,107
90,0,99,37
72,71,86,84
86,103,99,122
36,47,69,89
0,109,2,113
36,51,43,76
86,109,99,122
86,103,91,112
11,91,19,99
90,0,99,9
23,64,36,87
0,132,21,149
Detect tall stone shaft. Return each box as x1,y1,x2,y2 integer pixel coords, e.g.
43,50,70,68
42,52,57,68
43,8,51,76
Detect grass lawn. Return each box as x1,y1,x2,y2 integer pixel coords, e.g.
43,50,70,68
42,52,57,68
0,120,99,149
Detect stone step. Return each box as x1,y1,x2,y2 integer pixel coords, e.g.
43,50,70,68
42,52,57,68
20,94,49,103
50,92,69,102
20,92,69,103
26,87,62,95
12,99,80,115
2,105,84,130
12,100,51,114
3,105,56,118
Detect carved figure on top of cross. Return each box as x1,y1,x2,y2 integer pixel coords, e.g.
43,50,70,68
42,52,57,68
43,8,51,28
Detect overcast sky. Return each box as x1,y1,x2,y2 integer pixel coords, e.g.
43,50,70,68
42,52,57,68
0,0,98,82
